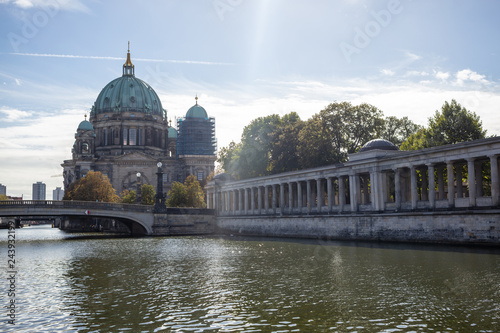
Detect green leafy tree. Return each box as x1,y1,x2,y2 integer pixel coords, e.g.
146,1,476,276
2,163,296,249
140,184,156,205
401,100,487,150
382,116,422,147
0,194,9,200
185,174,206,208
298,102,385,167
120,189,136,204
268,112,304,174
298,112,342,168
63,171,119,202
166,182,188,207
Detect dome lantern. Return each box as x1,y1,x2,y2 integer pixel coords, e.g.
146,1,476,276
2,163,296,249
123,41,135,76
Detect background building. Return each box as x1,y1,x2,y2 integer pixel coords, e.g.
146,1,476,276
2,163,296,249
0,183,6,196
61,48,217,196
53,187,64,201
33,182,46,200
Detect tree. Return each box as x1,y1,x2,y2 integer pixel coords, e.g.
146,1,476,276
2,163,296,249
401,100,487,150
166,182,188,207
268,112,304,174
381,116,422,147
63,171,119,202
298,102,385,167
120,189,136,204
140,184,156,205
185,174,206,208
0,194,9,201
166,175,207,208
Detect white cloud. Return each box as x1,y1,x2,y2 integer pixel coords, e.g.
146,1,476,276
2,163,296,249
9,53,235,66
435,71,450,81
381,69,395,76
0,106,32,122
456,69,488,85
4,0,90,12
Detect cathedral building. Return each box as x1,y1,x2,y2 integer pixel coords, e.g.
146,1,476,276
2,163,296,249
61,48,217,196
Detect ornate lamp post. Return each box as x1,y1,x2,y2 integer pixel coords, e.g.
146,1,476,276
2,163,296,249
136,172,141,204
154,162,166,212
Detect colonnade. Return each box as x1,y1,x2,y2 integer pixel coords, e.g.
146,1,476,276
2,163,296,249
207,138,500,216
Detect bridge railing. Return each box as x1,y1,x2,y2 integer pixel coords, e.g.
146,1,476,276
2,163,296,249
0,200,154,213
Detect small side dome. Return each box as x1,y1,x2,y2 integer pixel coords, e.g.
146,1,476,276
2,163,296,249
359,139,398,152
186,96,208,118
186,104,208,118
213,173,233,182
78,119,94,131
168,127,178,138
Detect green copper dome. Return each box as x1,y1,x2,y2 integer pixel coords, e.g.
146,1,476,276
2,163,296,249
92,50,164,117
168,127,178,138
186,97,208,118
77,119,94,131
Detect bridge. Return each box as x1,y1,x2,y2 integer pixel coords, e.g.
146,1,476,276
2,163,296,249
0,200,155,234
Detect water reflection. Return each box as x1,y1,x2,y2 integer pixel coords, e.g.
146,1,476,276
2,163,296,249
1,226,499,332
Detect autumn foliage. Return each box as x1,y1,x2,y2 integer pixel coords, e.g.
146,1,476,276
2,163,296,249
63,171,119,202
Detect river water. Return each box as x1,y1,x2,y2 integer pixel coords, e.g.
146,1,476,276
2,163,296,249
1,225,500,332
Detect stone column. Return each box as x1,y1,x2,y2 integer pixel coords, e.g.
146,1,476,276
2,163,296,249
221,191,226,214
447,161,455,207
427,164,435,209
264,186,269,213
212,191,217,210
339,176,345,212
257,186,262,215
410,165,418,210
316,178,323,213
244,188,249,215
288,182,293,214
394,168,401,210
239,189,243,215
327,177,333,213
272,184,277,214
280,183,285,214
456,165,463,198
467,158,476,207
306,180,312,213
297,181,303,213
233,190,238,214
349,174,358,212
490,155,499,206
250,187,255,213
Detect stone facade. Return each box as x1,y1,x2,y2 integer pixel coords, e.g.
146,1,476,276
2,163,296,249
208,137,500,245
61,49,216,196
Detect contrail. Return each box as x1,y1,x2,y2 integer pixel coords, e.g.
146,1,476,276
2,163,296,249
7,52,234,66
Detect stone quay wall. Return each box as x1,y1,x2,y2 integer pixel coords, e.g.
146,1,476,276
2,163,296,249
216,210,500,245
153,210,215,236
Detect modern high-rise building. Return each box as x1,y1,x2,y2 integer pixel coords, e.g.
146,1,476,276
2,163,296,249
0,183,6,196
53,187,64,201
32,182,46,200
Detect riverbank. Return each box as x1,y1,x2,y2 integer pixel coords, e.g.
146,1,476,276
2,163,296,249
216,209,500,246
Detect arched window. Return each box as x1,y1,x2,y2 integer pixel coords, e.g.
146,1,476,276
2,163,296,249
82,142,89,153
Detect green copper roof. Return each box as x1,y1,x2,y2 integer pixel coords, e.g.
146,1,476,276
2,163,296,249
93,76,163,117
168,127,178,138
186,104,208,119
77,120,94,131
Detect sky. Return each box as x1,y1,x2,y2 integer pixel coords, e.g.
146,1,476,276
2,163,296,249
1,0,500,199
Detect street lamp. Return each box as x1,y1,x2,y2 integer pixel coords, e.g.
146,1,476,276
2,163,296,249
154,162,165,212
136,172,141,204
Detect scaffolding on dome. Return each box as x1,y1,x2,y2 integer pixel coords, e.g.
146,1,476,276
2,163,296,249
176,116,217,157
